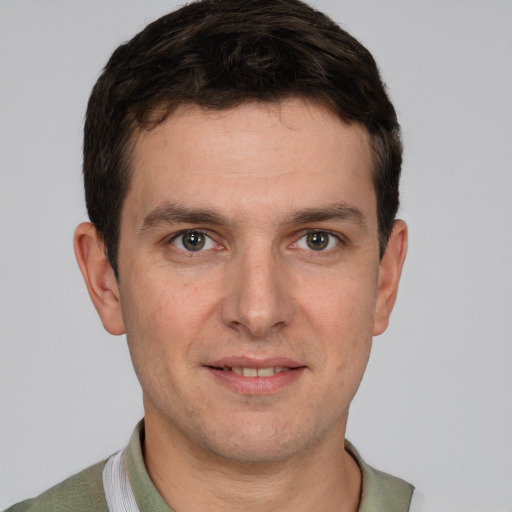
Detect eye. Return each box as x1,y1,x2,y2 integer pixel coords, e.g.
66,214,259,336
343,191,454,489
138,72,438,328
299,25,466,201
296,231,340,251
170,230,217,252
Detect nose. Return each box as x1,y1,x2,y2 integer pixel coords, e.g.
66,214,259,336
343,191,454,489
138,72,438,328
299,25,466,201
220,247,293,339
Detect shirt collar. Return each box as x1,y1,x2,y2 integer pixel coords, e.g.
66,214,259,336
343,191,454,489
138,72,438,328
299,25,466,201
345,440,414,512
124,420,413,512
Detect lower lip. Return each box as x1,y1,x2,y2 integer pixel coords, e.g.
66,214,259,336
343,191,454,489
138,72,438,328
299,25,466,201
205,367,305,395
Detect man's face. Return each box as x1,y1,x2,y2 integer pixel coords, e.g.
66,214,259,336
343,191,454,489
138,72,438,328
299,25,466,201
115,99,391,464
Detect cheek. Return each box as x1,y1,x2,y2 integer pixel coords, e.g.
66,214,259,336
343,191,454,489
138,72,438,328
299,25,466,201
304,271,378,333
120,269,219,360
299,270,377,371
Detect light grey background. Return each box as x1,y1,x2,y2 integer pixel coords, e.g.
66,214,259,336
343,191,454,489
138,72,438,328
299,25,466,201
1,1,511,510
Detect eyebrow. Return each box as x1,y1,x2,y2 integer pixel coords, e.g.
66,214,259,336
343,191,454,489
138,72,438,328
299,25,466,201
140,202,227,234
287,203,368,229
139,201,367,235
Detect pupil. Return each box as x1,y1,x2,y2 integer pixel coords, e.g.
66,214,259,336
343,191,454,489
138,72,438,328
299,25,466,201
307,232,328,250
184,232,205,251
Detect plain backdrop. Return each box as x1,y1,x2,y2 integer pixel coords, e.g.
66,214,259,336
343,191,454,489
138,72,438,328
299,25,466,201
1,1,511,510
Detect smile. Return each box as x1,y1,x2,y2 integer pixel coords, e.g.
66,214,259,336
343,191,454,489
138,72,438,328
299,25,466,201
205,362,304,395
224,366,290,377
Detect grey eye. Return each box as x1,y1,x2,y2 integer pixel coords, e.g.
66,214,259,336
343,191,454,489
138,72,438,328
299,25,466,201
182,232,205,251
171,231,215,252
296,231,339,251
306,232,329,250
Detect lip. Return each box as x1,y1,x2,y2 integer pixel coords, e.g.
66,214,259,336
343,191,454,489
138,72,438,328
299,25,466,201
208,356,303,369
204,356,306,395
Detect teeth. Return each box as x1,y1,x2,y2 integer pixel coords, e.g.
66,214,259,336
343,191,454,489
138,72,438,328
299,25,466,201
257,367,275,377
229,366,290,377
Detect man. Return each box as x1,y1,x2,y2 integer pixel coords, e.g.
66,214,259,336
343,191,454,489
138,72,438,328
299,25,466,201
7,0,412,510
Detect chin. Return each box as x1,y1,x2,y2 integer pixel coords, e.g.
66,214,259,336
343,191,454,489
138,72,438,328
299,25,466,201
195,416,326,466
209,437,303,466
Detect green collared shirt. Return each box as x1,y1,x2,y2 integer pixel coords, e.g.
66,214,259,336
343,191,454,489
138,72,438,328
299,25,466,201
5,422,414,512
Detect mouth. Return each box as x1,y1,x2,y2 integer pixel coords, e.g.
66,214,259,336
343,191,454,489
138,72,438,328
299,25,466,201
204,359,305,395
206,365,293,377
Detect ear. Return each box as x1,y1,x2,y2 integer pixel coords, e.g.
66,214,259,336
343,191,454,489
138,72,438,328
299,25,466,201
74,222,125,335
373,220,408,336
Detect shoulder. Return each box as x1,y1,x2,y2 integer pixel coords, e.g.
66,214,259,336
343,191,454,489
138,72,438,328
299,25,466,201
345,440,414,512
4,460,108,512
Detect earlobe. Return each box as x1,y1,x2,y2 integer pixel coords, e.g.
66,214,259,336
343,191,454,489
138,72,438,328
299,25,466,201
373,220,408,336
73,222,126,335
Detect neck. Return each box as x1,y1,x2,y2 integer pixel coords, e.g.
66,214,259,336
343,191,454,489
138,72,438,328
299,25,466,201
142,414,361,512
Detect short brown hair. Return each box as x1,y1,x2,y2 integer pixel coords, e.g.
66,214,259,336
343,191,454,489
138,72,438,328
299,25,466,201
83,0,402,276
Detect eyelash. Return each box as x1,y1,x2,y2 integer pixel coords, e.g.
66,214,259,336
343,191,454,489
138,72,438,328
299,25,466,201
166,229,344,254
168,230,218,252
295,229,343,252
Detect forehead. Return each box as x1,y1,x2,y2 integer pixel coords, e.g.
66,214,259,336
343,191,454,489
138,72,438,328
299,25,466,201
125,99,376,227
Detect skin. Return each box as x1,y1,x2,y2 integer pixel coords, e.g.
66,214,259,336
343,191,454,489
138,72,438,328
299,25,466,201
75,98,407,512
